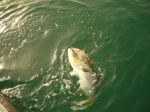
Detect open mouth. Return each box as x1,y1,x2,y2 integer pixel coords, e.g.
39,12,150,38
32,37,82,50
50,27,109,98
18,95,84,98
71,48,78,58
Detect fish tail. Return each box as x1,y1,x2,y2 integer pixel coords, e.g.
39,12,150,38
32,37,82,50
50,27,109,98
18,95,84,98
71,98,95,110
78,97,95,106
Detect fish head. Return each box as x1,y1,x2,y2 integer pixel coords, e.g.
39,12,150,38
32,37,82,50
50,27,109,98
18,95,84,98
68,48,93,72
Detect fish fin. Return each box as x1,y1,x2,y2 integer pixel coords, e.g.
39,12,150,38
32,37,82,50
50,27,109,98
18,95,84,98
81,68,90,72
69,70,77,76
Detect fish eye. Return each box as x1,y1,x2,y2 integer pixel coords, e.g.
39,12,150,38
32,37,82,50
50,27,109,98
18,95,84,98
84,61,87,65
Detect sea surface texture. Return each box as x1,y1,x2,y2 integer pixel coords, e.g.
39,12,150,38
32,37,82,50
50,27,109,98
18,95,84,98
0,0,150,112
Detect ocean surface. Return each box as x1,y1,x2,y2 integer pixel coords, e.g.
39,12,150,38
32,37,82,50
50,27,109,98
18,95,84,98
0,0,150,112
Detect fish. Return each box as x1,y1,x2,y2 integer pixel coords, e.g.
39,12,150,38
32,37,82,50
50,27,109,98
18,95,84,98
68,47,100,106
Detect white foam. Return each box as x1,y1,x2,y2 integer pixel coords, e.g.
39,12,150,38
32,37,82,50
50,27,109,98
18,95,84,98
0,64,4,69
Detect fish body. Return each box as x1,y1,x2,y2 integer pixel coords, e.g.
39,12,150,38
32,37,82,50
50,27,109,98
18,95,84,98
68,48,97,98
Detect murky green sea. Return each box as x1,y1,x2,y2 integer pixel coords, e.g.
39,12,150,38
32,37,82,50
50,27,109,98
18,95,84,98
0,0,150,112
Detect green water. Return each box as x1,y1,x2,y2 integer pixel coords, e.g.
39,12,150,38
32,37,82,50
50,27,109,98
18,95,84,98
0,0,150,112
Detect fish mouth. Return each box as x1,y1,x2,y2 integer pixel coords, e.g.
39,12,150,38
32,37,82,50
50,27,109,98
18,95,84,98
72,48,78,57
68,48,78,58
